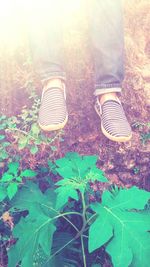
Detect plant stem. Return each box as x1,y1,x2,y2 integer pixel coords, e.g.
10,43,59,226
86,213,97,225
41,204,81,232
7,128,38,141
81,192,87,229
81,235,87,267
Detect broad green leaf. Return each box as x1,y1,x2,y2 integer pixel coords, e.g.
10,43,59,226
102,186,150,210
55,152,107,183
1,173,14,182
8,182,57,267
8,162,19,175
30,145,38,154
89,186,150,267
8,216,56,267
49,232,79,267
0,186,7,201
11,181,57,218
20,169,37,177
55,185,79,209
7,183,18,200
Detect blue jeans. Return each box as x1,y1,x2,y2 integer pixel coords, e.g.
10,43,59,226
28,0,124,96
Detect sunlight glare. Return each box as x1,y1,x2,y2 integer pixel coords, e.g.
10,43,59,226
0,0,83,49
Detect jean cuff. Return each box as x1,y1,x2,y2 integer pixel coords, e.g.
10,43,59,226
40,72,66,85
94,87,122,96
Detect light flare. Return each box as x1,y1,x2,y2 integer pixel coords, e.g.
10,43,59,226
0,0,83,49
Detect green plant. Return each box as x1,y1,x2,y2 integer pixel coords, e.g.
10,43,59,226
0,92,63,159
0,115,16,162
7,152,150,267
140,132,150,145
133,166,140,174
132,121,150,145
0,162,37,200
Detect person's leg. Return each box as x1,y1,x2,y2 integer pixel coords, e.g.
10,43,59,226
87,0,132,142
26,1,68,131
27,0,66,83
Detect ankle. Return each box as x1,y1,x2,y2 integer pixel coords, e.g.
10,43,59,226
44,78,64,90
99,92,119,105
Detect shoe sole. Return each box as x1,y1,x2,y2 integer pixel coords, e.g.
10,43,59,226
38,114,68,132
94,105,132,142
101,123,132,142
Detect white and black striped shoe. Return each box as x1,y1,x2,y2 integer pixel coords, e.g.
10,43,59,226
95,97,132,142
38,84,68,131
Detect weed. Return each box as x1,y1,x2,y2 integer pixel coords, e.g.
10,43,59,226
132,121,150,145
0,161,37,200
0,91,64,160
4,152,150,267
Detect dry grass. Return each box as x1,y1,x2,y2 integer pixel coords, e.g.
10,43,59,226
0,0,150,114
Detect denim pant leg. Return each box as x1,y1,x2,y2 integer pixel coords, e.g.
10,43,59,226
87,0,124,96
27,1,66,84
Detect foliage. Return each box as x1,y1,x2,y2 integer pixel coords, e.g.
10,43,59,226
0,162,37,200
0,92,63,161
0,115,16,162
89,186,150,267
132,121,150,145
5,152,150,267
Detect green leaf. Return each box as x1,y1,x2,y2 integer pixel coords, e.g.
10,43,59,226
30,145,38,154
49,232,80,267
2,142,11,147
48,160,57,175
1,173,14,182
0,123,7,130
55,152,107,183
16,176,22,182
89,186,150,267
30,123,40,136
85,167,108,183
0,115,7,121
51,145,57,152
0,150,9,160
20,169,37,177
18,136,28,150
8,182,57,267
8,162,19,175
54,153,107,200
0,186,7,201
7,183,18,200
55,185,79,209
0,135,5,141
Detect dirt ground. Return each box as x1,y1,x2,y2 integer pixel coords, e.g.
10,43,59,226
0,0,150,190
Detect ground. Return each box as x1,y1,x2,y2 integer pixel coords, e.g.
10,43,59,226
0,0,150,192
0,1,150,265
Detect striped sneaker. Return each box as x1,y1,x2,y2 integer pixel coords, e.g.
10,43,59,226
95,97,132,142
38,84,68,131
